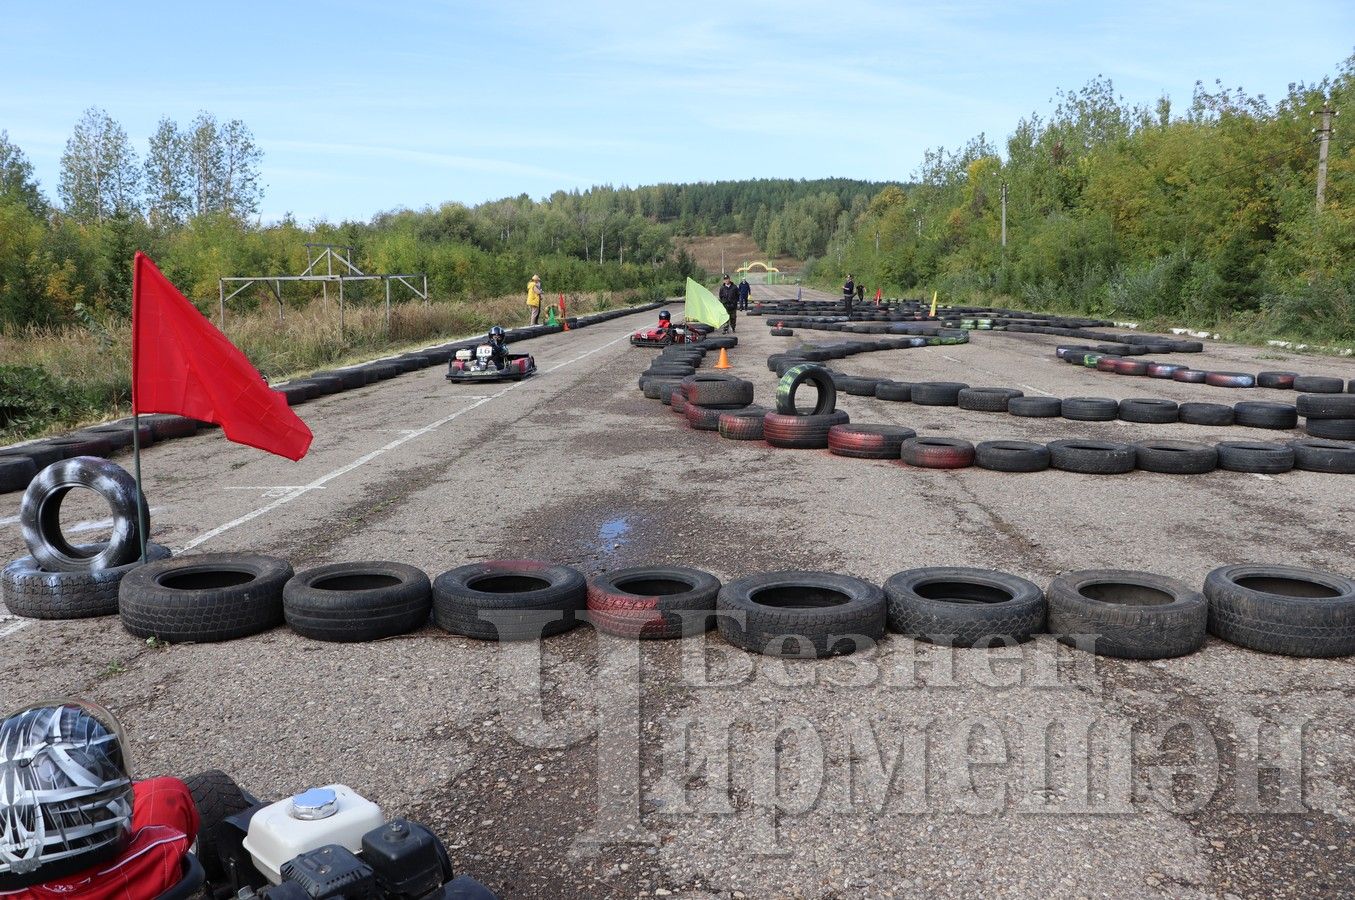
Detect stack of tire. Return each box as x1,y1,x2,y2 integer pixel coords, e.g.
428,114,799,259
1,457,168,620
1293,393,1355,473
682,373,758,432
765,364,849,448
638,344,707,401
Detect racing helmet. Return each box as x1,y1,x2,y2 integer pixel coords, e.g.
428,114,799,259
0,701,134,887
658,310,671,322
488,325,505,343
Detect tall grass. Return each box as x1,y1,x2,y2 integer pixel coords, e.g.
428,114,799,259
0,289,644,442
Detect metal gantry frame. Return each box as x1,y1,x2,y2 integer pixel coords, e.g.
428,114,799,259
217,244,429,331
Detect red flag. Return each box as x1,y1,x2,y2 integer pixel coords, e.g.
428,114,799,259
558,292,569,331
874,288,882,302
132,252,313,461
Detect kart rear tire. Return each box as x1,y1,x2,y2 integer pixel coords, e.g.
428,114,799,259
185,769,256,883
119,553,292,643
284,561,432,642
433,560,585,641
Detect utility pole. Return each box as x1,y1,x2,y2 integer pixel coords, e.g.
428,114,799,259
874,231,880,256
720,247,725,275
1000,183,1008,249
1313,102,1337,212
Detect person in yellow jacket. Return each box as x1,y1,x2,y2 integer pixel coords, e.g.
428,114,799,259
527,274,543,325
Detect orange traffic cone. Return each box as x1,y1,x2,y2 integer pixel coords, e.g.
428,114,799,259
714,347,732,369
559,292,569,331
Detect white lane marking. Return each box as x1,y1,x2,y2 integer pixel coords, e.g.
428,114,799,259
0,514,17,527
182,332,631,552
0,508,163,532
0,616,29,639
1019,383,1056,397
1252,473,1274,481
941,354,961,363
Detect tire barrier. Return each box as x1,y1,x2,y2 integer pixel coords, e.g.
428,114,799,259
1046,570,1207,659
587,565,720,639
900,437,975,469
1048,440,1136,475
717,407,768,441
20,457,149,572
119,553,293,643
764,411,851,449
2,542,172,619
432,559,586,641
283,561,433,642
975,440,1050,472
775,364,837,416
1216,441,1295,474
716,571,887,658
827,424,916,459
0,299,672,495
1063,350,1350,398
911,381,969,406
883,567,1046,647
1204,564,1355,657
1133,440,1218,475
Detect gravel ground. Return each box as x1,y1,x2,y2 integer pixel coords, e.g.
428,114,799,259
1,286,1352,898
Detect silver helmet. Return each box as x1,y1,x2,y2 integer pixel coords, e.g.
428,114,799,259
0,701,133,887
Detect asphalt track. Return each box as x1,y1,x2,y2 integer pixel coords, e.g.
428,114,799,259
1,285,1353,899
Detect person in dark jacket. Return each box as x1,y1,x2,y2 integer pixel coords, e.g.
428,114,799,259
843,274,855,316
737,277,751,310
718,274,739,332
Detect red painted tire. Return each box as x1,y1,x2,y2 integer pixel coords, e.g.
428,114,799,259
1172,369,1209,384
587,566,720,639
900,437,975,469
718,407,767,440
827,424,916,459
1111,358,1149,376
1095,357,1121,372
764,411,850,449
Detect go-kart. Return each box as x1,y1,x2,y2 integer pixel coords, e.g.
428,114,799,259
183,772,495,900
446,343,536,382
629,321,713,348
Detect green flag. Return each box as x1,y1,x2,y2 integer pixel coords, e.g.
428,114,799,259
684,277,730,328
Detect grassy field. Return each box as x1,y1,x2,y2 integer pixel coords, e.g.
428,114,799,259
0,289,645,443
678,233,801,278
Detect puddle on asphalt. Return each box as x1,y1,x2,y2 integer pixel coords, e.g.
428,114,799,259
598,516,631,545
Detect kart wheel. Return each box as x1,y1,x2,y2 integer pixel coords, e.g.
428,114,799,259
185,769,257,883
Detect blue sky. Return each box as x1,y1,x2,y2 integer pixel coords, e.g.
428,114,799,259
1,1,1351,224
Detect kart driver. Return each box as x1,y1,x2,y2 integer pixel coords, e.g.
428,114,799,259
487,325,508,370
656,309,673,337
0,700,200,900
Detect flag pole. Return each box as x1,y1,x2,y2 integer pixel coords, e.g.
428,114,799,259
131,255,148,564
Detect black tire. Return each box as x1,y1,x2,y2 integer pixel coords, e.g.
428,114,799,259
770,328,794,337
1133,440,1218,474
1204,564,1355,657
843,377,880,397
1257,371,1298,389
1289,439,1355,474
142,414,199,441
827,424,916,459
587,566,720,639
884,567,1045,646
1047,570,1206,659
900,437,976,469
776,364,837,415
1304,418,1355,440
0,444,64,470
683,375,754,408
705,335,738,349
1216,441,1294,474
658,383,679,406
1233,401,1298,430
717,571,886,658
1293,375,1344,394
1172,369,1208,384
975,440,1050,472
1118,398,1179,424
911,381,969,406
20,456,149,572
119,553,292,643
763,410,850,449
185,769,256,883
284,562,432,642
0,456,37,493
1179,402,1234,426
1061,397,1119,422
958,387,1023,412
1295,393,1355,419
432,560,586,641
1047,439,1136,474
874,381,912,402
81,422,155,449
1008,396,1061,418
2,543,172,619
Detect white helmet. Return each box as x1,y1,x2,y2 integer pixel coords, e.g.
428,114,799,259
0,701,133,887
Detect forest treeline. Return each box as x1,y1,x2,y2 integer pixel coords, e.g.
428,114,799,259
814,56,1355,342
0,111,886,330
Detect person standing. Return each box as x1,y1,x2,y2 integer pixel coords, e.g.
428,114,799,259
737,276,751,311
843,273,855,317
718,274,739,333
526,274,543,325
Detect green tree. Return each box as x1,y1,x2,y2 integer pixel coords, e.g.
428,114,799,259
59,107,141,223
0,131,46,216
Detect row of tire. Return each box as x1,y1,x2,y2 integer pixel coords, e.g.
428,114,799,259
0,301,666,495
14,545,1350,663
1059,344,1354,393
